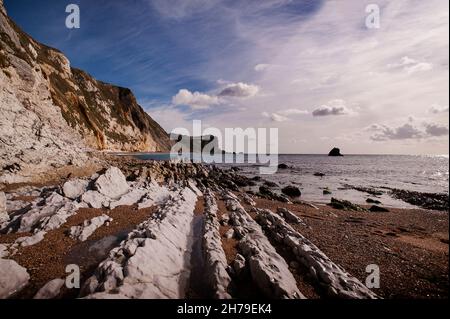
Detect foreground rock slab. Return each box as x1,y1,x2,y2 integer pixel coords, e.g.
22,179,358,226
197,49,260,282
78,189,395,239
0,259,30,299
221,191,304,299
81,186,199,299
256,209,378,299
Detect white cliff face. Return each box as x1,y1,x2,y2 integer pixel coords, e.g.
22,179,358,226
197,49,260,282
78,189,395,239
0,8,89,184
0,4,171,185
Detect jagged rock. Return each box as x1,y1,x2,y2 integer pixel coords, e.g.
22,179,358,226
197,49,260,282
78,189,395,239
16,192,68,232
70,214,113,242
277,207,304,225
224,229,235,239
82,191,110,209
232,254,247,277
258,186,291,203
282,186,301,198
202,190,232,299
63,179,89,199
95,167,130,200
109,188,146,209
369,205,390,213
328,148,343,156
220,214,230,226
255,210,377,299
329,198,366,212
15,231,46,247
241,193,256,206
0,259,30,299
222,191,303,299
33,278,65,299
82,187,198,299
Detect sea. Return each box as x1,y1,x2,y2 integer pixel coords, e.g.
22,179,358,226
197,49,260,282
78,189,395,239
130,153,449,209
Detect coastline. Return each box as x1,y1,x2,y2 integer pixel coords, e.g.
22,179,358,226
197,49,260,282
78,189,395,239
0,155,448,299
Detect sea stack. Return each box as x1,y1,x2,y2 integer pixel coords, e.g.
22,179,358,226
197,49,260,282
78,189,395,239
328,148,343,157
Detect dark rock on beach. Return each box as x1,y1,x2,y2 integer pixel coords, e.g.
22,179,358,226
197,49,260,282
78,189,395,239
281,186,302,198
389,189,449,211
314,172,326,177
263,181,280,188
278,164,289,169
369,205,390,213
329,198,367,212
258,186,291,203
366,198,382,205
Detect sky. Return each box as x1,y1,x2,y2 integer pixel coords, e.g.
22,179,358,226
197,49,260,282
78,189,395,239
4,0,449,154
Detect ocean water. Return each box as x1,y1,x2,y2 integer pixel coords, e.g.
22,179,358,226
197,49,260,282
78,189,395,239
132,153,449,208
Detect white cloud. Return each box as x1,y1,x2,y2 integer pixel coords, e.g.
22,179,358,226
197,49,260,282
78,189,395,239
254,64,271,72
388,56,433,75
278,109,309,116
312,99,353,117
148,0,448,154
262,108,308,122
172,89,219,109
218,82,260,98
429,104,449,114
369,121,449,141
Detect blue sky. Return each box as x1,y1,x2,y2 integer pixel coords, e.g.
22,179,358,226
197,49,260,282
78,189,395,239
4,0,449,154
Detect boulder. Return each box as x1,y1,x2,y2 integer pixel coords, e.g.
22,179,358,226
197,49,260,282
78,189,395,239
263,181,279,188
278,164,289,169
63,179,89,199
282,186,301,198
328,148,343,156
82,191,110,209
366,198,382,205
95,167,129,199
0,259,30,299
33,278,65,299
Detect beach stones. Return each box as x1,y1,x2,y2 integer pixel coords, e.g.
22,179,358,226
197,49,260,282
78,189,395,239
63,179,89,199
95,167,129,200
0,259,30,299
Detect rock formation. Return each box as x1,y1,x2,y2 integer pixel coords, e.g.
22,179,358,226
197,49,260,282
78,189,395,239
328,148,343,156
0,2,171,184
